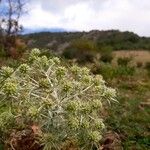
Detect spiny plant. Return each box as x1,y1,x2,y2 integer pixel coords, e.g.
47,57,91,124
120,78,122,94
0,49,116,150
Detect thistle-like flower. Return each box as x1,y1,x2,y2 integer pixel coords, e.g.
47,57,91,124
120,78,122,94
3,82,17,95
80,67,90,75
68,117,79,129
104,87,116,99
29,49,41,63
92,99,102,109
0,66,14,78
70,65,81,75
39,78,50,88
31,48,41,56
80,102,92,114
81,119,90,129
28,106,39,117
81,75,92,84
62,81,73,92
88,131,102,142
56,67,66,77
53,57,60,64
19,64,30,74
65,101,78,112
40,56,49,67
94,119,105,130
93,75,105,86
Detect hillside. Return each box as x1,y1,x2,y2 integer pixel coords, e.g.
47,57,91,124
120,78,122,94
23,30,150,53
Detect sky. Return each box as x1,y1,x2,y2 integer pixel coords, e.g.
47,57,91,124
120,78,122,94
19,0,150,36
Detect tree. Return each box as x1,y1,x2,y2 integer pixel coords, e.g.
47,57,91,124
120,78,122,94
0,0,26,36
0,0,26,57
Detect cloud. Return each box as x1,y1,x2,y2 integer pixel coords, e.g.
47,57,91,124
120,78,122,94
20,0,150,36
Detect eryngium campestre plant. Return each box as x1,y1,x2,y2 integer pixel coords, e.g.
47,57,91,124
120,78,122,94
0,49,116,149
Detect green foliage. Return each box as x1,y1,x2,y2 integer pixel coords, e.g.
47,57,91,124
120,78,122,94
100,46,113,63
23,30,150,51
0,49,116,149
62,38,97,63
0,48,6,57
100,54,113,63
117,57,132,66
106,96,150,149
62,49,75,59
145,62,150,70
0,143,4,150
116,66,135,77
145,62,150,76
93,62,135,81
97,30,150,50
93,63,116,80
63,48,94,63
71,38,97,52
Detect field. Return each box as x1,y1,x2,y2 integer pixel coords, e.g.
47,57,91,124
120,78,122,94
113,50,150,65
105,71,150,149
101,50,150,149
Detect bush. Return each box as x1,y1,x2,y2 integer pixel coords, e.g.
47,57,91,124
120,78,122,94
117,57,132,66
0,49,116,149
93,62,135,80
136,62,143,68
0,48,6,57
62,38,97,63
116,66,135,77
62,49,75,59
100,53,113,63
93,63,116,80
145,62,150,76
63,48,95,64
100,46,113,63
71,38,97,52
145,62,150,70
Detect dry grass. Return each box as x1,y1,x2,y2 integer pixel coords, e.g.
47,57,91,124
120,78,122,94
112,50,150,65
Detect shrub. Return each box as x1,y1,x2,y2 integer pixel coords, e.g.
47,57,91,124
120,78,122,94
93,62,135,80
145,62,150,70
116,66,135,77
0,48,6,57
136,62,143,68
100,53,113,63
63,48,94,64
62,38,97,63
71,38,97,52
100,46,113,63
0,49,116,149
117,57,132,66
62,48,74,59
145,62,150,76
93,63,116,80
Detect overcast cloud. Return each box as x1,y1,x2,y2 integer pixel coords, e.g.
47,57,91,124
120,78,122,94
20,0,150,36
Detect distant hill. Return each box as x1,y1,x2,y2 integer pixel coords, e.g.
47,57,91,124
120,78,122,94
22,30,150,53
22,27,67,34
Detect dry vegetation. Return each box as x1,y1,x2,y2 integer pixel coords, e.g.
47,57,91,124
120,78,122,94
113,50,150,65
